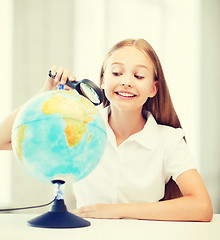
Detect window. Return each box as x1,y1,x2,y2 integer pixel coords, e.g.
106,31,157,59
0,0,201,207
72,0,200,166
0,0,13,206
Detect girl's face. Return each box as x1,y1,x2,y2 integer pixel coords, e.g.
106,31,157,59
102,46,158,112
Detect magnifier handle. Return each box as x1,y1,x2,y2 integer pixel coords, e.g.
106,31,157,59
65,79,80,89
49,70,79,89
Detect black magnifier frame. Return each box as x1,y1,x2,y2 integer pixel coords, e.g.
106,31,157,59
48,70,103,106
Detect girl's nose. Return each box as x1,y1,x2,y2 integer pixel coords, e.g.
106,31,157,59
120,75,134,87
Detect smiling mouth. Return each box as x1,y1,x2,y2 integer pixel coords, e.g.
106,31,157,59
115,92,137,97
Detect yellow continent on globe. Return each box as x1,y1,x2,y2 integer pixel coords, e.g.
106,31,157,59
14,124,26,162
41,91,96,147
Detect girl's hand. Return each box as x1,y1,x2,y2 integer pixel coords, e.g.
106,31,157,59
41,65,76,92
72,204,122,219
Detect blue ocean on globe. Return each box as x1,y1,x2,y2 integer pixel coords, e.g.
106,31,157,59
11,90,107,183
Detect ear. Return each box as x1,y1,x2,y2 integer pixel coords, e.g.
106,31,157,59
149,81,158,98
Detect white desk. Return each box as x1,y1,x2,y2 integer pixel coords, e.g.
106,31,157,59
0,214,219,240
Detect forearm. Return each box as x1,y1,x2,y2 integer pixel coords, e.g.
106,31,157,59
118,196,213,222
0,88,48,150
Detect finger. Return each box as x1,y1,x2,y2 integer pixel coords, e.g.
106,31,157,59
64,76,77,90
60,69,70,85
56,66,65,82
68,75,77,82
74,206,91,214
73,208,95,218
48,65,58,86
50,65,57,77
72,208,86,217
78,212,94,218
44,65,58,91
75,207,87,213
63,85,74,91
71,209,80,216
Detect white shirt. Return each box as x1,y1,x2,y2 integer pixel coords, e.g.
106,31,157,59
73,108,196,208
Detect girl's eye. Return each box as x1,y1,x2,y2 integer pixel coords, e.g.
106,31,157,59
134,75,144,79
112,72,122,77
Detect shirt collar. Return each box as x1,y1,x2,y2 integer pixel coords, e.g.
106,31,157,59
100,107,158,150
130,112,158,150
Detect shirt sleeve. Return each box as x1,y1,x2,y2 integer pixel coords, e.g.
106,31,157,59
164,128,197,183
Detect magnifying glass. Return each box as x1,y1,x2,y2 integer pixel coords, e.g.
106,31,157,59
48,70,103,106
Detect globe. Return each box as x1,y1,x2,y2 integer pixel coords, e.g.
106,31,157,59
11,90,107,183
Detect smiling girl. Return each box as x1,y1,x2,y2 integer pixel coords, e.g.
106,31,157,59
72,39,213,221
0,38,213,221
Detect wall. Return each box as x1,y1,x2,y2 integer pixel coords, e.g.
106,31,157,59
11,0,76,212
200,0,220,213
1,0,219,214
0,0,13,207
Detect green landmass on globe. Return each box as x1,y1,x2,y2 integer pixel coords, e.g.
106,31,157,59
12,90,107,183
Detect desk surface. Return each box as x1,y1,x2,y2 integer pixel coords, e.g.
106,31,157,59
0,214,219,240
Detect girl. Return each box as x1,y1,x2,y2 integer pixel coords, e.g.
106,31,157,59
0,38,213,222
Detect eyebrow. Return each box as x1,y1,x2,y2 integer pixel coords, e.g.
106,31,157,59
111,62,149,70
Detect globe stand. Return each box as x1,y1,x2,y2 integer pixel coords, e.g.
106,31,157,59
27,180,91,228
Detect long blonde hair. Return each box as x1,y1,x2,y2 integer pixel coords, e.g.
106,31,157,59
100,38,183,200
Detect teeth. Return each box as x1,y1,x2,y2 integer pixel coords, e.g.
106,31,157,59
117,92,135,97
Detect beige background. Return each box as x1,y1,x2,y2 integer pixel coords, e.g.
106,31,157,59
0,0,219,213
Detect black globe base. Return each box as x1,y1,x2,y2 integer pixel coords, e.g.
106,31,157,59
28,199,90,228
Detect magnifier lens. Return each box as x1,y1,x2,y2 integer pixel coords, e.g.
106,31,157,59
80,83,101,104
